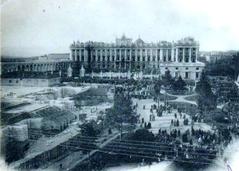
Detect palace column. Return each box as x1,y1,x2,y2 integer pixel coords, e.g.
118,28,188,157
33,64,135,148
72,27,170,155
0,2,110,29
75,50,77,62
150,49,153,62
160,48,163,61
100,49,103,62
196,48,199,62
189,48,192,63
129,49,132,71
135,49,138,62
140,49,143,71
156,49,158,62
171,49,174,62
79,49,81,62
183,48,185,63
110,49,112,62
125,49,127,70
166,49,169,62
71,50,74,61
114,49,117,71
109,49,112,71
176,48,178,62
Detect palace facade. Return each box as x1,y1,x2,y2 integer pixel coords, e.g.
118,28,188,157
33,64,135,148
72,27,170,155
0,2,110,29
70,35,205,80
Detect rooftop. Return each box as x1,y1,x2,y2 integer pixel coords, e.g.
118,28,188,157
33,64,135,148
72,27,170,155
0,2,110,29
70,35,196,48
33,106,75,124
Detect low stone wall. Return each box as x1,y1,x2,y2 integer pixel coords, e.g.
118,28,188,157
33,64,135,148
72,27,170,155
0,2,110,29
1,78,60,87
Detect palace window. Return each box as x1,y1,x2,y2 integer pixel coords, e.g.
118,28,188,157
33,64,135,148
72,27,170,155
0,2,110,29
137,56,140,61
192,55,196,62
157,49,160,55
142,56,145,61
185,72,189,79
185,56,189,62
178,54,183,62
163,56,166,62
168,56,171,61
168,49,171,61
196,72,199,79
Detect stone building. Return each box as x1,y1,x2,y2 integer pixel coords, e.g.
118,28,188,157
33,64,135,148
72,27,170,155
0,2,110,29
70,35,205,80
1,53,71,76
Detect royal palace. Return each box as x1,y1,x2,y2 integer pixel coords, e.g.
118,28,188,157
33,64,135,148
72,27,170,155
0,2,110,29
70,35,204,80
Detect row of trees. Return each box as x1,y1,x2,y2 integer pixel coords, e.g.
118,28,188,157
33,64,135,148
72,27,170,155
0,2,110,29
162,70,187,92
205,52,239,80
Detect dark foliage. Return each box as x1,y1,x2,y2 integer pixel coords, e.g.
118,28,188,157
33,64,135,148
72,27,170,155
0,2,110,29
205,52,239,80
195,72,217,111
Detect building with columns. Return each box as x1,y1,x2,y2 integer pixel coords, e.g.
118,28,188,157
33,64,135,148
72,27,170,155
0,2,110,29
70,35,205,80
1,53,71,76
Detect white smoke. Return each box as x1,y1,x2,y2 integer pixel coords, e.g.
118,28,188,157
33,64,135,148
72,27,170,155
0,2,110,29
205,137,239,171
106,162,172,171
0,158,16,171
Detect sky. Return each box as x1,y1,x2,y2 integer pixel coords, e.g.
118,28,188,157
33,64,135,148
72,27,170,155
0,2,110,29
1,0,239,57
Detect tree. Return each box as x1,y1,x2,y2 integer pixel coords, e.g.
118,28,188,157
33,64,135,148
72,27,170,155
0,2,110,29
79,121,100,152
227,83,239,102
172,76,187,92
183,118,189,125
154,79,162,109
130,129,155,142
105,87,138,127
162,70,174,87
195,72,217,111
147,122,152,129
182,132,189,143
205,52,239,80
80,120,100,137
5,139,29,163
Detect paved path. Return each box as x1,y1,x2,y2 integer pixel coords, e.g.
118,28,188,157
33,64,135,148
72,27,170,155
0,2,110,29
160,89,197,105
134,98,212,134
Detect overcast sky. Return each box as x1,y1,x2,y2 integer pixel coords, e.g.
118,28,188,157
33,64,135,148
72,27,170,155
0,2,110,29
1,0,239,57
